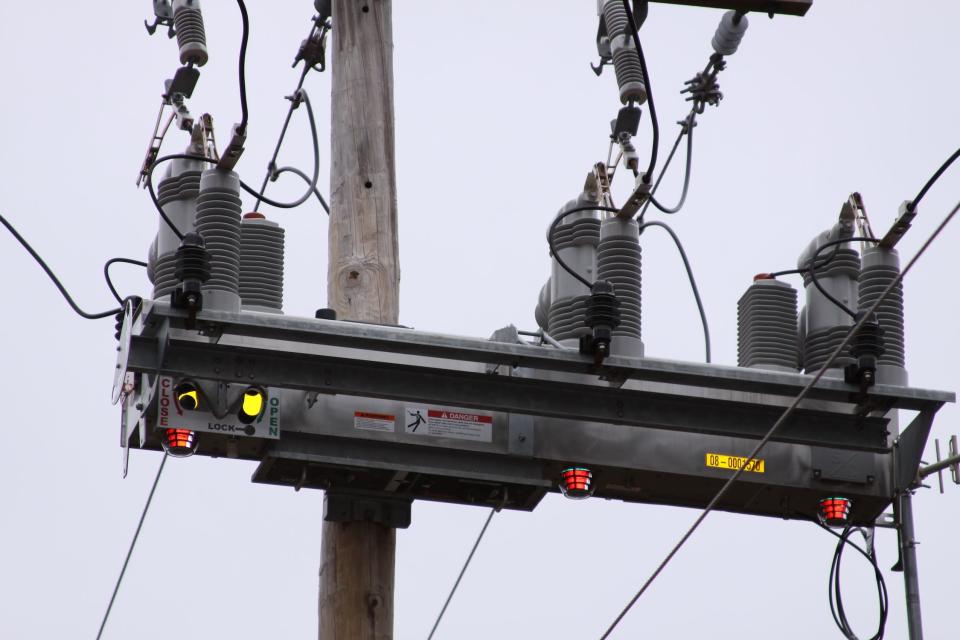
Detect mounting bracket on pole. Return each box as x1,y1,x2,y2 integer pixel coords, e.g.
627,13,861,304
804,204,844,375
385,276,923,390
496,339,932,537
324,491,412,529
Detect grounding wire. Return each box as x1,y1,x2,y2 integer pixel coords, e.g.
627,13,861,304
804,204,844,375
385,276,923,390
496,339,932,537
240,88,321,209
234,0,250,135
272,166,330,213
908,145,960,211
0,213,121,320
426,508,497,640
253,65,311,211
104,258,148,305
597,199,960,639
646,115,695,215
96,454,167,640
638,126,686,222
621,0,658,182
638,220,710,363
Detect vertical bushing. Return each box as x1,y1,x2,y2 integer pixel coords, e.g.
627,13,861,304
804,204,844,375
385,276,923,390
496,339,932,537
195,168,242,312
543,198,601,345
152,160,203,299
737,276,799,372
239,213,286,313
801,246,860,375
858,246,907,385
596,216,643,358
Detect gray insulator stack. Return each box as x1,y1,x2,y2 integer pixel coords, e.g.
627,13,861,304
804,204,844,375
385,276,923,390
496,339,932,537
195,168,242,312
711,11,749,56
737,277,799,372
173,0,208,67
801,247,861,374
859,246,907,385
596,216,643,357
602,1,648,105
239,214,285,313
546,211,601,342
152,167,202,299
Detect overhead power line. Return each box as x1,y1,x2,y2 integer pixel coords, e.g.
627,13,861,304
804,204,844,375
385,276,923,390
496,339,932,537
598,198,960,639
426,508,497,640
96,454,168,640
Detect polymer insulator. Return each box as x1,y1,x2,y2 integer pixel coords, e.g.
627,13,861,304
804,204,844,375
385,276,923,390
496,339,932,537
711,11,749,56
737,276,799,372
173,0,209,67
596,216,643,357
195,168,242,311
858,246,907,385
239,213,286,313
801,247,860,375
538,196,601,345
152,161,203,299
601,1,647,105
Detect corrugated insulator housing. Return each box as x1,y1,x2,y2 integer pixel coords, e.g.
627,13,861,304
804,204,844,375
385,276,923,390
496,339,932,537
239,214,285,313
152,168,202,299
195,168,242,312
737,277,799,372
801,247,860,374
859,246,907,385
546,212,601,342
602,1,647,105
596,216,643,357
173,0,209,67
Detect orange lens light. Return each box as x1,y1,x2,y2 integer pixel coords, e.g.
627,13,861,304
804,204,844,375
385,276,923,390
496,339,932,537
162,428,198,457
560,467,594,499
819,496,852,527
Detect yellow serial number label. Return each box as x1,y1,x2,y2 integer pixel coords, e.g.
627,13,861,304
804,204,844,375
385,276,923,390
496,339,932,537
706,453,765,473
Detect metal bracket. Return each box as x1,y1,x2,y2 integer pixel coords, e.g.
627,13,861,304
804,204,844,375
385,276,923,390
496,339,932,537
323,491,412,529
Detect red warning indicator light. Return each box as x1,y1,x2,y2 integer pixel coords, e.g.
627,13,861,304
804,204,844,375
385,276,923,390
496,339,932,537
162,428,198,458
819,496,852,527
560,467,594,499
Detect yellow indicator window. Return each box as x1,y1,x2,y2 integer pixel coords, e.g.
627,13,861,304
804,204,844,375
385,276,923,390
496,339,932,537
240,389,264,420
177,388,199,410
705,453,765,473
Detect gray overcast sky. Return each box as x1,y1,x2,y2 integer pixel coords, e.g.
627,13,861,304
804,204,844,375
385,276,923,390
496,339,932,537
1,1,959,638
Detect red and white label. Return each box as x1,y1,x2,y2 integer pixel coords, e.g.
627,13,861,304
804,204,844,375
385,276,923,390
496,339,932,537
404,406,492,442
354,411,396,433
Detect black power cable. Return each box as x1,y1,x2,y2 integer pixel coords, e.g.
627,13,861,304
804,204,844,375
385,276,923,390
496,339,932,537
547,204,621,288
104,258,149,305
0,213,121,320
234,0,250,135
768,236,879,320
638,220,710,363
621,0,658,182
908,145,960,211
145,153,218,239
638,126,686,222
598,199,960,639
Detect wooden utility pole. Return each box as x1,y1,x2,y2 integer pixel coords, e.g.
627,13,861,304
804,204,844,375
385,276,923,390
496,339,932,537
320,0,399,638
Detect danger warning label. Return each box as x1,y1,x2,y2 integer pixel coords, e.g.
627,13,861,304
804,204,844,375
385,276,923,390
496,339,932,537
404,407,492,442
354,411,396,433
